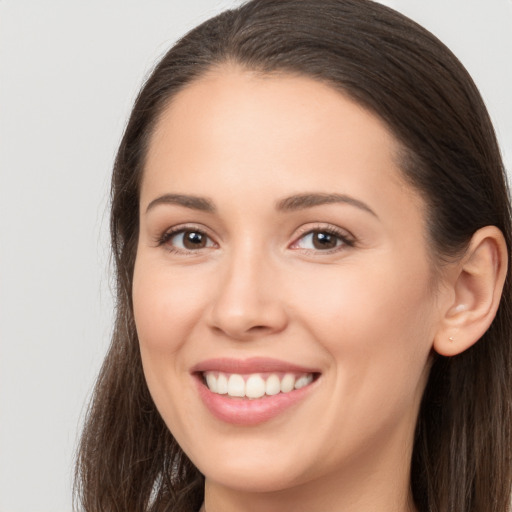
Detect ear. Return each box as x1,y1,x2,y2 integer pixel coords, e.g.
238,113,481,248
433,226,508,357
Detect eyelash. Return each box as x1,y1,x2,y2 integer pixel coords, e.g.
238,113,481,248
155,224,356,255
155,225,216,255
290,225,356,253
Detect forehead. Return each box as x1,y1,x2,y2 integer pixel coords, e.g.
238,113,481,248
149,67,400,157
141,66,424,229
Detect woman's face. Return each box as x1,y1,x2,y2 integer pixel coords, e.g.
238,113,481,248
133,68,445,497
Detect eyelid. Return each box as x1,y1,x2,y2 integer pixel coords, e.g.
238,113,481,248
154,223,219,253
289,223,356,252
153,222,355,255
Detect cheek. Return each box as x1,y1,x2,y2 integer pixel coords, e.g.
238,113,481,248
295,259,434,336
132,258,210,433
292,259,436,395
132,260,209,355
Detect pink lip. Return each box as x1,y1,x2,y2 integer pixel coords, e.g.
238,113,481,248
191,357,319,374
191,357,320,426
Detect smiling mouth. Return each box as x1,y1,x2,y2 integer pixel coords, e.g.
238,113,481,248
193,359,321,424
201,371,318,399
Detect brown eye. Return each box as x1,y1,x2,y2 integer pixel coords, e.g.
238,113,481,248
293,229,351,252
166,229,215,251
182,231,207,249
311,232,338,250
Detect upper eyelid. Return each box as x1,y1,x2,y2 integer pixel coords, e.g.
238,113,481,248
156,223,218,246
291,223,355,240
288,224,357,252
162,223,214,236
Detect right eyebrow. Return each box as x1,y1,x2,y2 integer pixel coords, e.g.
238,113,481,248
145,194,216,214
276,192,377,217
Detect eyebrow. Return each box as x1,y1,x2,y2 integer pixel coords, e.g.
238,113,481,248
145,192,377,217
145,194,216,213
276,193,377,217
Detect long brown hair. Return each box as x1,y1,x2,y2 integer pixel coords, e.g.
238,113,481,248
74,1,512,510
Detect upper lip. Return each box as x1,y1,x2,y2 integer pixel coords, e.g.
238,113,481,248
191,357,320,375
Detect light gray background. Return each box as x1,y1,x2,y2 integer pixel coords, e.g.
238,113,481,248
1,1,511,511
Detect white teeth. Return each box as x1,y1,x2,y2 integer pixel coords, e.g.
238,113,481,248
280,373,295,393
203,371,314,398
217,373,228,394
245,375,266,398
265,374,281,396
228,374,245,397
294,374,313,389
205,373,218,393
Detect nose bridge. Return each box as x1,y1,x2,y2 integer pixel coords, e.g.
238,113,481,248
208,237,287,339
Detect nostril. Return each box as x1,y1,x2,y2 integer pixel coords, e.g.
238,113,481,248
245,325,279,337
210,323,279,340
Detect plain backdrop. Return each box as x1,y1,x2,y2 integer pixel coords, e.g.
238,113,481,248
0,1,511,510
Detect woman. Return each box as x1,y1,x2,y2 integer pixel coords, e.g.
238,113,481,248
75,1,512,511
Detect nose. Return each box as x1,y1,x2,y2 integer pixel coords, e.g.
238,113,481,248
206,248,288,341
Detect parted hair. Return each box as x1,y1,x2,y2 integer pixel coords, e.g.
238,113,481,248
74,1,512,511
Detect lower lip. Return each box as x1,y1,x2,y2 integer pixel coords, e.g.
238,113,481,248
195,376,316,426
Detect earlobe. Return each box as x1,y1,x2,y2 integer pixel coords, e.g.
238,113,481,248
433,226,508,357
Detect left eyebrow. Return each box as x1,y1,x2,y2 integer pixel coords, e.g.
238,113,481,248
276,193,378,218
145,193,216,214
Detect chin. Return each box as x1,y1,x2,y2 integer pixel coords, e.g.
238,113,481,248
185,436,320,494
201,461,305,494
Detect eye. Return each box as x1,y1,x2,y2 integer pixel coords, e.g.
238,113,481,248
159,228,216,252
291,228,354,252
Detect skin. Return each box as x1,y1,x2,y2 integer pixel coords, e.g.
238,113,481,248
132,67,489,512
